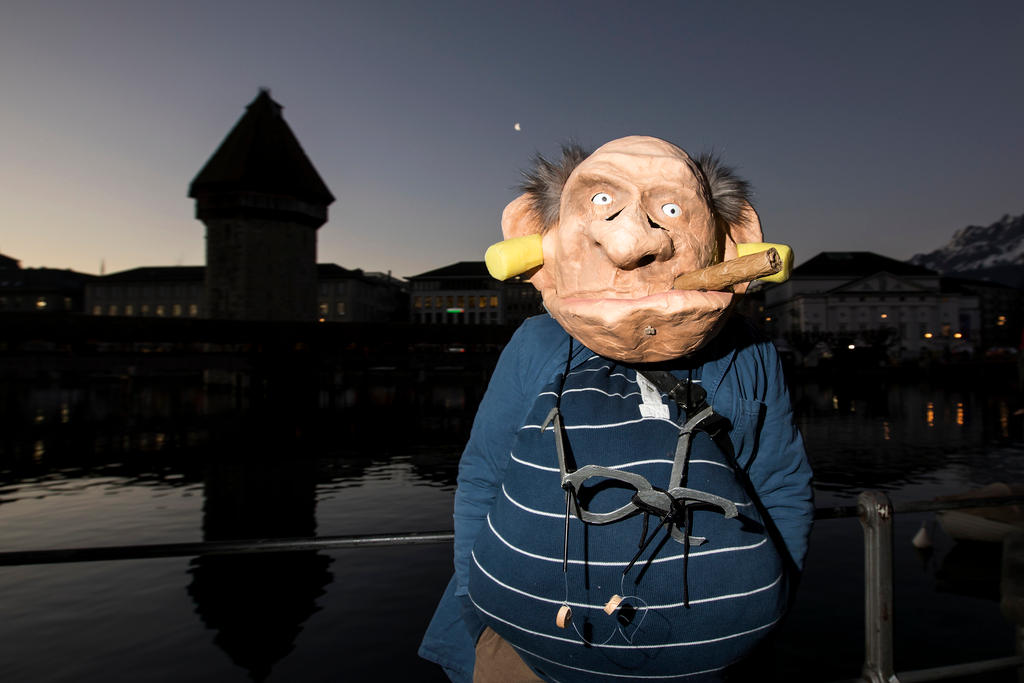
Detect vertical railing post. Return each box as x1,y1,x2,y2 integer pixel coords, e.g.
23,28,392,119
859,490,896,683
1001,531,1024,683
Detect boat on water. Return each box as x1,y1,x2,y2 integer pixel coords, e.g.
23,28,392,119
936,482,1024,543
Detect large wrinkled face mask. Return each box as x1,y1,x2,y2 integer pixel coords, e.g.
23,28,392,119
551,141,716,302
502,136,763,363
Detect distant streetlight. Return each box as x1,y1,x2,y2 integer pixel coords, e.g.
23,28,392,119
923,332,933,339
847,344,855,350
953,332,963,339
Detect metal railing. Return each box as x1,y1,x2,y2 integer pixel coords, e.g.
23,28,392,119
818,491,1024,683
2,491,1022,682
0,530,455,566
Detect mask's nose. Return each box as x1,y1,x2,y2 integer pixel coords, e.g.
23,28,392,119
586,203,674,270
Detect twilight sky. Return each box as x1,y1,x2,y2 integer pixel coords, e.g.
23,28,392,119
1,0,1021,278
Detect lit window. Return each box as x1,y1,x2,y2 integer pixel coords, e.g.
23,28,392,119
997,315,1007,326
156,305,166,317
414,296,422,309
108,304,118,316
336,301,346,316
172,303,183,317
92,305,102,315
125,304,134,316
141,304,150,315
36,297,47,309
490,296,498,308
319,302,328,316
189,304,199,317
479,296,487,308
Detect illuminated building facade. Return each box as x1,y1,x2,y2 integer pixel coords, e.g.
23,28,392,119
407,261,542,326
0,253,93,313
84,264,405,323
762,252,983,358
85,266,203,318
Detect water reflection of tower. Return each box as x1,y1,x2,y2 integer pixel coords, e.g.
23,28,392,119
187,451,332,682
185,91,334,681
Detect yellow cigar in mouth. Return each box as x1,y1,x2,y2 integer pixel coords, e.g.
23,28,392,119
484,235,792,286
673,247,782,290
734,242,793,284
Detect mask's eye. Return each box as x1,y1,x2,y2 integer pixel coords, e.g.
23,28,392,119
592,192,613,206
661,203,682,218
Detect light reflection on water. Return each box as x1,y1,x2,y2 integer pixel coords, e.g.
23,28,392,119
1,375,1024,681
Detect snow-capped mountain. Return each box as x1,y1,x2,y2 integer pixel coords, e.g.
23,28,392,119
909,213,1024,287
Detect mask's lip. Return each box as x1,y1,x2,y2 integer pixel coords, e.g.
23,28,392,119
559,288,733,310
546,288,735,362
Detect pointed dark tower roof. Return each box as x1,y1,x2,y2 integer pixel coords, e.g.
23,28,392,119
189,90,334,227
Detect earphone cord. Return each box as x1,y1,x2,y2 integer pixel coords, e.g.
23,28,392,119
561,571,651,646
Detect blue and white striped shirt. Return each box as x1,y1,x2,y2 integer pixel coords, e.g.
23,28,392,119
469,354,788,681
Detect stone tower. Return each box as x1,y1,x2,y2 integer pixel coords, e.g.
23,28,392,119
189,90,335,321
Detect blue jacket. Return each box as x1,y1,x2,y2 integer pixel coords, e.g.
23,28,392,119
419,314,814,681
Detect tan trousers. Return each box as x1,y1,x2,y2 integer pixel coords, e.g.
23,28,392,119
473,627,544,683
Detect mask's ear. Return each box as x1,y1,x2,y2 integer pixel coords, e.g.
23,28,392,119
697,152,764,294
720,203,763,294
501,194,541,239
501,194,554,291
721,202,763,257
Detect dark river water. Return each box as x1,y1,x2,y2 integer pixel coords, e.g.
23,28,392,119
2,365,1024,682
